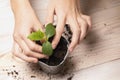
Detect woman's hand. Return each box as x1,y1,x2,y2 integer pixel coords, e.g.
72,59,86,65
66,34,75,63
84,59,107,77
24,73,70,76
11,0,47,63
46,0,92,52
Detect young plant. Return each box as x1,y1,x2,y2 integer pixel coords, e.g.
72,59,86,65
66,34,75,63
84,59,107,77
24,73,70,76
27,23,55,56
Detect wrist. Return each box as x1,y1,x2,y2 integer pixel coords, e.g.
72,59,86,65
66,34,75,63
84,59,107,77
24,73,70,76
11,0,33,14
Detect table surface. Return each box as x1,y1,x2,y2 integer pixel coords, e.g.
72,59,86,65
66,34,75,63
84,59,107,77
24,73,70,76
0,0,120,80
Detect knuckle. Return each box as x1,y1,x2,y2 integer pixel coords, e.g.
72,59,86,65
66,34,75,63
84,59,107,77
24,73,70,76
58,10,66,15
75,28,81,33
77,28,81,32
56,31,63,37
13,33,19,40
86,16,91,20
29,45,36,51
82,20,87,24
60,12,66,18
12,51,19,57
19,32,24,38
82,15,91,21
24,49,31,55
78,18,86,25
26,59,32,63
13,32,24,40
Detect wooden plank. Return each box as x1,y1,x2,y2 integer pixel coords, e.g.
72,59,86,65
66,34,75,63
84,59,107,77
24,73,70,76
0,0,120,79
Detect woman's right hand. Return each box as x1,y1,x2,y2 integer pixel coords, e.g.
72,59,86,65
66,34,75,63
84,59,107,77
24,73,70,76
11,0,47,63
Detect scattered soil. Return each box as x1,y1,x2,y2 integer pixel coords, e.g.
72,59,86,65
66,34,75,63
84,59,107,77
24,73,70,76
31,75,36,78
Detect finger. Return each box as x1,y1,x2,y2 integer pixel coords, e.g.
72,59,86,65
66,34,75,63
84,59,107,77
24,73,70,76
23,36,42,53
19,39,47,59
14,37,47,59
12,42,22,54
78,18,88,41
67,17,80,52
26,50,48,59
82,15,92,30
52,15,65,49
46,6,54,24
14,28,42,53
13,42,38,63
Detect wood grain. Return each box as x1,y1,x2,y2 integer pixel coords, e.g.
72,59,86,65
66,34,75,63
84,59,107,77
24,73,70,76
0,0,120,79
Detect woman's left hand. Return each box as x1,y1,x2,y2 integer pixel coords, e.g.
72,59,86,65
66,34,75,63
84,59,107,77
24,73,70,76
46,0,92,52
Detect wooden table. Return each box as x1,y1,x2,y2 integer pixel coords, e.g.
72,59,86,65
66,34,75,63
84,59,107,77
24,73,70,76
0,0,120,80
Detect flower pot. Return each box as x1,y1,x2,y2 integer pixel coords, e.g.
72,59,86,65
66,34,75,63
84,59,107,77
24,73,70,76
38,36,69,74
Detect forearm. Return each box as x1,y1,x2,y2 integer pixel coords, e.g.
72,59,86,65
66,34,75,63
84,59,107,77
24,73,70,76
10,0,33,15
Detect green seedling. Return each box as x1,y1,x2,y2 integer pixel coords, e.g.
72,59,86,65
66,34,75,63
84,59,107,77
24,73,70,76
28,23,55,56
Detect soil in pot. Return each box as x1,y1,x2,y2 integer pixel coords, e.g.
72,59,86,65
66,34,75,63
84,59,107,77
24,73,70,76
37,37,68,66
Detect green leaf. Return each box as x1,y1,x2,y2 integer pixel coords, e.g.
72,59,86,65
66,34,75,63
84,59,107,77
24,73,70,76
42,41,53,56
45,23,55,39
28,30,45,41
